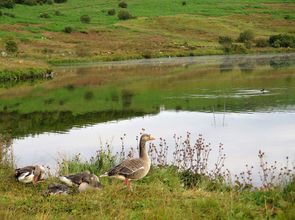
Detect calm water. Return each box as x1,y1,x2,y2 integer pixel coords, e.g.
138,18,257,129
1,53,295,184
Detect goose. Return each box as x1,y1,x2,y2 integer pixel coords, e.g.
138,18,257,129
78,174,102,193
43,182,70,196
59,170,102,190
100,134,155,192
59,170,91,187
15,165,45,184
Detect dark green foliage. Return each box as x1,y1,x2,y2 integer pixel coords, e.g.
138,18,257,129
238,30,255,43
84,91,94,100
118,1,127,8
80,14,90,23
284,15,290,20
55,10,61,16
64,26,73,33
5,40,18,53
118,10,131,20
66,84,75,91
255,38,269,48
3,12,15,18
244,40,252,49
269,34,295,48
232,43,247,53
182,1,186,6
0,68,52,81
108,9,116,15
218,36,233,53
40,12,51,18
122,89,133,107
218,36,232,46
23,0,37,6
0,11,2,16
54,0,67,3
0,0,15,8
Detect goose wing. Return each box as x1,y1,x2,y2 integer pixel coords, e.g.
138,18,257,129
15,166,35,179
107,159,144,176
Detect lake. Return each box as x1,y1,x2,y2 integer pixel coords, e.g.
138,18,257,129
1,53,295,185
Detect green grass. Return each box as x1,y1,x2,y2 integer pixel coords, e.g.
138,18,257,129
0,151,294,219
0,0,294,67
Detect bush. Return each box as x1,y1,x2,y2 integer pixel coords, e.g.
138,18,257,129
218,36,233,53
269,34,295,48
80,15,90,23
255,38,269,48
64,26,73,33
182,1,186,6
46,0,53,4
232,43,247,53
118,10,131,20
0,0,15,8
5,40,18,53
244,40,252,49
4,12,15,18
284,15,291,20
54,0,67,3
40,13,50,18
108,9,116,15
55,10,61,16
237,30,255,43
23,0,37,6
0,11,2,16
118,1,127,8
218,36,233,46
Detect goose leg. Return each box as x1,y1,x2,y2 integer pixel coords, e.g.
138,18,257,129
129,181,133,192
123,178,129,186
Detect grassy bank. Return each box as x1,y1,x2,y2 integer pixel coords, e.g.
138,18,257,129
0,133,294,219
0,0,294,71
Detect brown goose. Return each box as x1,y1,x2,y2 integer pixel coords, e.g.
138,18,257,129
59,170,91,187
100,134,155,192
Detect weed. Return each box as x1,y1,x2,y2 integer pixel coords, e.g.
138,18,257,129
64,26,73,34
84,91,94,100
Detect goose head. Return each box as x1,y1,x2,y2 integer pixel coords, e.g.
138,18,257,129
141,134,156,143
33,165,45,183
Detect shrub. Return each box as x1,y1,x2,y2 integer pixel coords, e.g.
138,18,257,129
0,11,2,16
118,1,127,8
5,40,18,53
64,26,73,33
218,36,233,53
4,12,15,18
40,13,50,18
255,38,269,48
118,10,131,20
284,15,291,20
108,9,116,15
232,43,247,53
182,1,186,6
54,0,67,3
84,91,94,100
0,0,15,8
238,30,255,43
23,0,37,6
80,15,90,23
55,10,61,16
269,34,295,48
46,0,53,4
244,40,252,49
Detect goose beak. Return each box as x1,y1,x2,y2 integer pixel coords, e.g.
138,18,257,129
149,136,156,140
33,176,38,184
